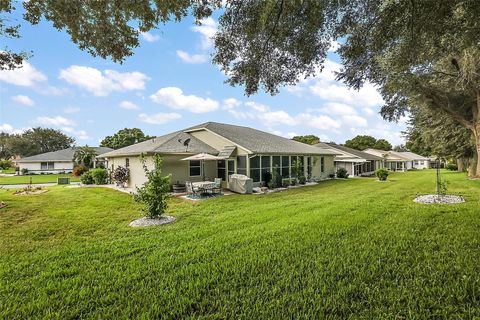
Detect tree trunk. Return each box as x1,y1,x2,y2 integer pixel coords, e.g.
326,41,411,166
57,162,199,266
472,124,480,178
457,157,465,171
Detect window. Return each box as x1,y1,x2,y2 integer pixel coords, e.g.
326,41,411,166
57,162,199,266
249,156,261,182
41,162,54,170
299,156,304,176
281,156,290,178
414,160,419,165
237,156,247,175
189,160,201,176
261,156,271,182
419,161,424,165
272,156,281,175
227,160,235,179
307,157,312,177
320,157,325,173
125,158,130,168
217,160,226,180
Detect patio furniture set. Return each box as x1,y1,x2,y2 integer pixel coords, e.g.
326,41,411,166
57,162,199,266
185,178,223,198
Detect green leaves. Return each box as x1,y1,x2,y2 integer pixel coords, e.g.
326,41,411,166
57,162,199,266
134,154,171,218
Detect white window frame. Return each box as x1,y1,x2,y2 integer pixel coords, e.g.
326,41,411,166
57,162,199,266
189,160,202,177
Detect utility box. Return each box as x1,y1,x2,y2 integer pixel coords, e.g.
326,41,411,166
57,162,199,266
57,177,71,185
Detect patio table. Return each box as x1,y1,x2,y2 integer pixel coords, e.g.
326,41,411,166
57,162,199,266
192,181,216,193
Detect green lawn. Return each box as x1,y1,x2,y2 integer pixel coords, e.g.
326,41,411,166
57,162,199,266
0,174,80,185
1,170,479,319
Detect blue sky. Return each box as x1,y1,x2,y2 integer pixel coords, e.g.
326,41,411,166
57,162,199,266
0,7,407,146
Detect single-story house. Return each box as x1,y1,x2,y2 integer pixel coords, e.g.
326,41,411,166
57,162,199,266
363,149,430,171
395,151,430,169
314,142,384,177
17,147,113,174
100,122,338,188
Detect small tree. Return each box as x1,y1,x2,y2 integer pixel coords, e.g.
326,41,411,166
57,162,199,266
112,166,130,187
133,154,171,218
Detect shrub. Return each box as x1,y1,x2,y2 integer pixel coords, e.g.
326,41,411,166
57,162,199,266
375,168,389,181
269,167,282,189
90,168,108,185
21,168,28,175
73,164,88,177
0,159,13,170
446,163,458,171
134,154,171,218
282,178,290,187
113,166,130,187
329,173,335,178
298,175,306,185
80,171,94,185
336,168,349,179
291,178,298,186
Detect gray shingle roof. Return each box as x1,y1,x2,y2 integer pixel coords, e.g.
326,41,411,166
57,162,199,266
18,147,113,162
101,122,338,157
324,143,384,161
185,122,338,155
100,131,218,158
395,151,430,161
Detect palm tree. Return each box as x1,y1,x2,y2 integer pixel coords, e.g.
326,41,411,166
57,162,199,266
73,146,98,168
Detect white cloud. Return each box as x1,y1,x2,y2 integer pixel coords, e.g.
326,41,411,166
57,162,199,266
0,61,47,86
0,124,13,132
176,18,217,65
228,100,341,131
138,112,182,125
12,95,34,107
306,59,383,108
0,123,29,134
297,113,341,131
119,100,140,110
320,102,356,116
191,17,217,50
36,116,76,127
150,87,219,113
63,107,81,114
61,127,89,140
59,66,149,96
176,50,209,64
222,98,242,110
140,31,160,42
341,115,368,127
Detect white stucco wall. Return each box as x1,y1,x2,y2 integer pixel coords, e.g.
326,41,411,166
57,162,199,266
18,161,74,174
108,155,217,189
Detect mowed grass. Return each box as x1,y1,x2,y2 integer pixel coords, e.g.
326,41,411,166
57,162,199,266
0,173,80,185
1,170,480,319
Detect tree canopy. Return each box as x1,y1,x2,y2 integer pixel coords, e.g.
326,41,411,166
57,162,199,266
100,128,154,150
291,135,320,145
344,135,392,151
0,127,75,158
3,1,480,175
73,146,98,168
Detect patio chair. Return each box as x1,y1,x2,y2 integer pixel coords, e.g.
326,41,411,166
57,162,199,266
185,181,199,197
212,178,222,195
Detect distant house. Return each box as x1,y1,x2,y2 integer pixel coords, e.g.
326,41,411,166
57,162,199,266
100,122,338,188
363,149,430,171
16,147,113,175
315,142,384,177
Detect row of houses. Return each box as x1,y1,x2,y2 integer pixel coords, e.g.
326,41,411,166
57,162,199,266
16,122,430,188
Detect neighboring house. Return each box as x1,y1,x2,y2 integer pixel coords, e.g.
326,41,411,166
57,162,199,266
363,149,430,171
395,151,430,169
17,147,113,174
314,142,384,177
100,122,338,188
